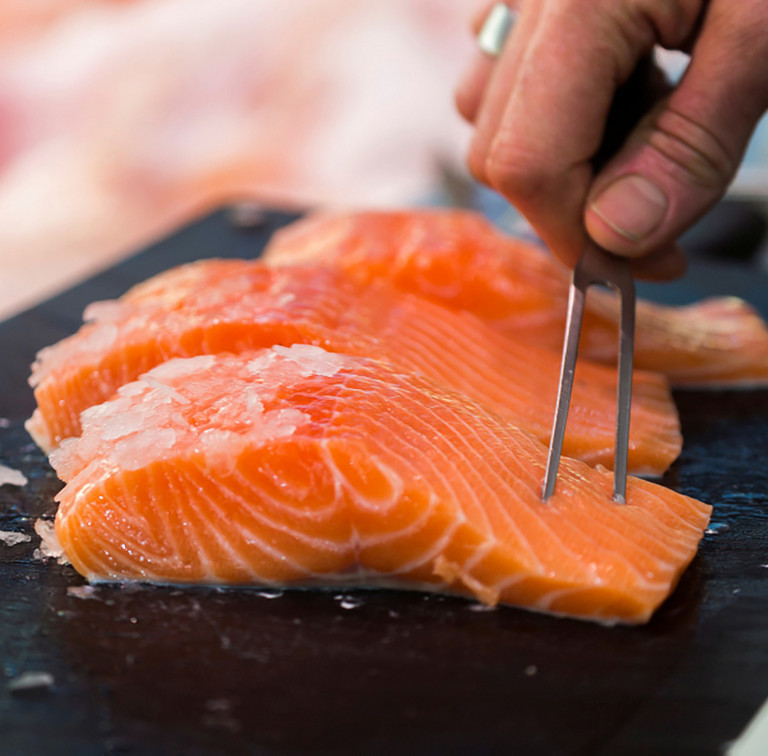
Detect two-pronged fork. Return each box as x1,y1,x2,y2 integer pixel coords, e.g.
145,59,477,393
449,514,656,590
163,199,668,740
475,2,640,504
541,241,636,503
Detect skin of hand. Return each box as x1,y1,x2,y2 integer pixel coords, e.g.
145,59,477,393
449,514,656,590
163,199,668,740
456,0,768,279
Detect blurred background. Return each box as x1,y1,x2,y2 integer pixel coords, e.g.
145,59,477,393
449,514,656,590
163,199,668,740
0,0,476,318
1,0,767,320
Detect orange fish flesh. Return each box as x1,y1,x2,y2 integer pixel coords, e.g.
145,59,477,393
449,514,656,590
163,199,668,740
50,346,711,625
265,208,768,387
27,259,681,474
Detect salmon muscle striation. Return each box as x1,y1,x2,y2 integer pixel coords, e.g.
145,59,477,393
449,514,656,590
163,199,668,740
50,346,711,625
264,208,768,387
27,260,681,474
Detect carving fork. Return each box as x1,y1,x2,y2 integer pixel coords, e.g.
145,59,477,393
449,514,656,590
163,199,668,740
541,241,636,503
475,1,643,503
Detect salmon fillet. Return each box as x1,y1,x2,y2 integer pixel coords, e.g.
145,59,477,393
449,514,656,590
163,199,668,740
51,345,711,625
27,260,681,474
264,208,768,387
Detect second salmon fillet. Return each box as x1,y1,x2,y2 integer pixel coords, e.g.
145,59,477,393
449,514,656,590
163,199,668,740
28,261,681,474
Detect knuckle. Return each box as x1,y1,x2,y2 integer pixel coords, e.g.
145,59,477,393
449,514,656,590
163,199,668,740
647,108,736,190
485,139,555,201
625,0,700,46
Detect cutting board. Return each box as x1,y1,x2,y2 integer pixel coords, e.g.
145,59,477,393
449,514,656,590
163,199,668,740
2,208,768,756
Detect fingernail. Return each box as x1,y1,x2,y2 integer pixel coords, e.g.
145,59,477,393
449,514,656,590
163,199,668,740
590,175,668,243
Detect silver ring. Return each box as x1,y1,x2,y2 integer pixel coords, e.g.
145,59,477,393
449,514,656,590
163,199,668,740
477,3,517,57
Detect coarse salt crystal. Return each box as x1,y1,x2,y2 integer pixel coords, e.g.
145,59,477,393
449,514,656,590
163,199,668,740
83,299,127,324
8,671,54,695
141,375,191,404
79,323,118,353
0,530,32,547
247,351,279,374
48,438,79,480
111,427,177,471
99,412,147,441
198,428,242,475
33,519,69,564
0,464,27,487
150,356,217,381
118,381,149,399
244,388,264,415
256,408,308,443
67,585,100,600
273,344,349,377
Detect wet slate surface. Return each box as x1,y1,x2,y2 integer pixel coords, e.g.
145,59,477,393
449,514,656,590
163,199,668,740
1,209,768,755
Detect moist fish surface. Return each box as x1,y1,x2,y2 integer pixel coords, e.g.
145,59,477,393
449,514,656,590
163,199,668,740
27,260,681,474
265,208,768,387
50,346,712,625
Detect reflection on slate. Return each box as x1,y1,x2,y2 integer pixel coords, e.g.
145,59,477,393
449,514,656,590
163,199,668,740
46,574,702,755
2,210,768,755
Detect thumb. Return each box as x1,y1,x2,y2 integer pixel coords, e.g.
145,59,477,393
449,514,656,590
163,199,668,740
585,1,768,262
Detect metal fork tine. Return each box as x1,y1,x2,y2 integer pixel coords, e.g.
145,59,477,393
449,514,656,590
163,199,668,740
613,255,636,502
541,241,635,503
541,267,586,501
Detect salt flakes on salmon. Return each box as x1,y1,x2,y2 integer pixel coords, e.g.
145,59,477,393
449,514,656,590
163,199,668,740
0,463,28,487
27,260,682,475
51,347,711,625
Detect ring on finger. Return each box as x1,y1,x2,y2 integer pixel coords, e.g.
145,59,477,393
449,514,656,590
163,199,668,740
476,3,518,57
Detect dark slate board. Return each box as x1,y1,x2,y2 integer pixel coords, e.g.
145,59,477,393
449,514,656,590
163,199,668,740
2,208,768,756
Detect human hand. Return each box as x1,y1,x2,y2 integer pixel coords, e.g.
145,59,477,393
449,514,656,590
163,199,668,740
456,0,768,279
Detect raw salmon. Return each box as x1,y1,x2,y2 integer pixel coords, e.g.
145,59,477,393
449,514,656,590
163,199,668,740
27,259,681,474
265,209,768,387
51,345,711,625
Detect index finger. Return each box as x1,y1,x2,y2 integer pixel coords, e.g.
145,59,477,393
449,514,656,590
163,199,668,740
476,1,660,265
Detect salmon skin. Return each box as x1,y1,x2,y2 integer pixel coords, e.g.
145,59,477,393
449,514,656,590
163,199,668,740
265,209,768,387
51,346,711,625
27,260,681,475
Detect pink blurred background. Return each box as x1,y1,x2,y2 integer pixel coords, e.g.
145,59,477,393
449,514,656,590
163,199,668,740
0,0,476,318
